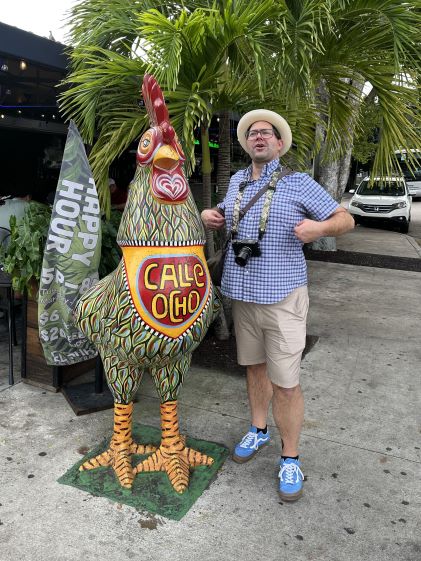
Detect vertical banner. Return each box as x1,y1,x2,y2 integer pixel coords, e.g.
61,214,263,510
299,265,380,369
38,121,101,365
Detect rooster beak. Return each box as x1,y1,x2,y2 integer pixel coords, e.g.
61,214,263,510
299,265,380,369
153,145,179,171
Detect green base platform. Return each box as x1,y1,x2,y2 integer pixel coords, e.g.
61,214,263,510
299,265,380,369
58,423,229,521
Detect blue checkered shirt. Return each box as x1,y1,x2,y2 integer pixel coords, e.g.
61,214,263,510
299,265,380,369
217,158,339,303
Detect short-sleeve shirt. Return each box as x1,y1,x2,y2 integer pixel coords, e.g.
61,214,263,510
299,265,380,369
217,158,339,304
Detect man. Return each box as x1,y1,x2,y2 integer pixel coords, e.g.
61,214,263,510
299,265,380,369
201,109,354,501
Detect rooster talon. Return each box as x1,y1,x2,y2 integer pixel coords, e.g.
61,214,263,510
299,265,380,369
79,448,135,488
134,444,213,493
79,450,111,471
78,403,155,488
131,443,157,455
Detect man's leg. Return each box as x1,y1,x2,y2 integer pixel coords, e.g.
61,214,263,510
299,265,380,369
232,363,272,463
247,363,273,428
272,382,305,501
271,383,304,457
232,300,272,462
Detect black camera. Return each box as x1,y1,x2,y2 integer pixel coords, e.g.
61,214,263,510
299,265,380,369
231,239,261,267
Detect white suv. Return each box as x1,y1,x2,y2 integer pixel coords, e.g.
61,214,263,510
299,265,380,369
348,177,411,233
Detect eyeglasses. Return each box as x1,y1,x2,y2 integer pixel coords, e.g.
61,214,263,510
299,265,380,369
246,128,276,140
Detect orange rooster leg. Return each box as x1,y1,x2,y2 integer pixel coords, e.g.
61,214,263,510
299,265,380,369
134,400,213,493
79,402,156,488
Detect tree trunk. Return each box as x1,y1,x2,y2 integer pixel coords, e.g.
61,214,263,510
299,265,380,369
201,124,214,257
216,109,231,204
338,146,353,195
211,113,233,340
312,82,338,251
312,78,364,251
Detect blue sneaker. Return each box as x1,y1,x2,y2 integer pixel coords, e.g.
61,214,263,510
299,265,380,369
232,426,270,463
278,458,304,501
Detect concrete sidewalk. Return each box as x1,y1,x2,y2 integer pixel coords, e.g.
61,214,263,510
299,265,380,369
1,251,420,560
336,226,421,258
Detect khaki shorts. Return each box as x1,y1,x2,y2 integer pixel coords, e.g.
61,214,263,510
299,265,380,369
232,286,309,388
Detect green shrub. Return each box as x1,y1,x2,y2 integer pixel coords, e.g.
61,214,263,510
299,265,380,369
0,202,51,293
0,203,122,294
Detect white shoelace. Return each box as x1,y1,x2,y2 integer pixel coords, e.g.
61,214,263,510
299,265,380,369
239,431,264,450
278,462,304,484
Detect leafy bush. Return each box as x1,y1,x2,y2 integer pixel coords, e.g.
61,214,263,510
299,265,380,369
0,202,51,293
0,203,122,293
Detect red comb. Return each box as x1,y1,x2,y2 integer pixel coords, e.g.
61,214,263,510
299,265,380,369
141,74,175,144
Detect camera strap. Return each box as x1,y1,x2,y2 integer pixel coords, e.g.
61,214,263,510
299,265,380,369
231,166,294,239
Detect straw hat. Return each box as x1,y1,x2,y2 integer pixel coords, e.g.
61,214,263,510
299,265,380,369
237,109,292,156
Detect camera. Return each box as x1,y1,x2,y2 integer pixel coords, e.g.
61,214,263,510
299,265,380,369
231,239,261,267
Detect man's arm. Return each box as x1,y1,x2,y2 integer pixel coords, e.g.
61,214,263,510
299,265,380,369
201,208,226,230
294,207,354,243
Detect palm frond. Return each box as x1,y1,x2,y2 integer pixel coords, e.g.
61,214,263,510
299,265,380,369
166,85,213,171
60,46,147,142
137,9,190,90
89,112,148,214
336,0,421,70
274,0,334,99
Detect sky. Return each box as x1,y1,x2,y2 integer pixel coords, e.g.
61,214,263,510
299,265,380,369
0,0,77,44
1,1,375,96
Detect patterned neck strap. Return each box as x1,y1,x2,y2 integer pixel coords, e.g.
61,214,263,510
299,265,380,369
231,167,282,240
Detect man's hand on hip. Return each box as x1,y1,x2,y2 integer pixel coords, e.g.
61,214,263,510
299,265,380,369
201,208,226,230
294,219,324,243
294,208,354,242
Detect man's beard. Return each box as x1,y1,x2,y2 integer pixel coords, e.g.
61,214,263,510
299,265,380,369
252,151,272,163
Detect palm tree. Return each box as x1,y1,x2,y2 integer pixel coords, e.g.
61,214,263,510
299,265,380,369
60,0,279,235
115,1,282,254
60,0,420,253
270,1,420,249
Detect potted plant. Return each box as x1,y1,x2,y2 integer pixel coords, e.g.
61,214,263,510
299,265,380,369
0,203,122,390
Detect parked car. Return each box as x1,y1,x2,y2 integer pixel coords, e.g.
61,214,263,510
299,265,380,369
348,177,411,233
404,169,421,198
394,149,421,198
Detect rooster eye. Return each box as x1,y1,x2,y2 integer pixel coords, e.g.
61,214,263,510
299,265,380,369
139,130,153,154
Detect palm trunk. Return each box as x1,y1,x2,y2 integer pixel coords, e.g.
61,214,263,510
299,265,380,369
202,118,232,338
216,109,231,204
312,80,338,251
214,110,233,340
338,147,353,195
313,157,340,250
201,124,214,257
312,78,364,251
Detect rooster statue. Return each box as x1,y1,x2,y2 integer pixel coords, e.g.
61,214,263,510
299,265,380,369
75,74,219,493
